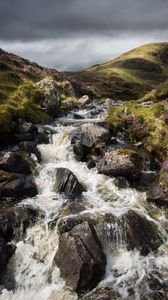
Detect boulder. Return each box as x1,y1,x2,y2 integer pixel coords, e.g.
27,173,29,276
13,133,35,142
123,210,162,255
61,81,75,97
19,141,41,161
0,205,38,242
36,78,61,117
16,122,38,135
0,205,39,275
73,113,85,120
35,126,50,144
97,149,141,181
71,123,110,148
54,168,85,199
78,95,90,106
0,170,37,200
0,151,36,175
73,141,89,161
113,176,130,189
147,161,168,206
0,237,16,273
56,221,106,292
87,160,96,169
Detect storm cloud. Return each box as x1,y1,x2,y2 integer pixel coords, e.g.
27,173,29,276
0,0,168,70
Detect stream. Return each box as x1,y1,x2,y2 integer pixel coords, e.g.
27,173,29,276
0,102,168,300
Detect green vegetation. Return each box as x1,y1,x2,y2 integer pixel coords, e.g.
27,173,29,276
71,43,168,100
0,80,49,135
107,101,168,160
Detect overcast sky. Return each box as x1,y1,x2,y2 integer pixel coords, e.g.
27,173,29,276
0,0,168,71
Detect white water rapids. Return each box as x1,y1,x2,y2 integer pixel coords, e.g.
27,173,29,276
0,105,168,299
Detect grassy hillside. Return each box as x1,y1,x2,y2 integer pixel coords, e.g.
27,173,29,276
69,43,168,100
0,48,62,102
107,80,168,160
0,49,76,140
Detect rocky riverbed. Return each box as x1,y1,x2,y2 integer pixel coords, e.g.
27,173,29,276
0,100,167,300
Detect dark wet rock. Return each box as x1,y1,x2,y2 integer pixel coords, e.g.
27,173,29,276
0,238,16,274
35,127,50,144
0,205,39,275
16,122,38,135
56,221,106,292
123,210,163,255
57,211,162,257
57,213,109,235
73,113,85,120
147,185,168,206
87,160,96,169
113,176,130,189
57,216,84,234
19,141,41,161
81,288,118,300
73,141,90,162
147,161,168,206
138,171,158,187
0,170,37,200
0,151,36,175
0,205,38,242
13,133,35,142
71,123,110,148
54,168,85,199
97,149,141,181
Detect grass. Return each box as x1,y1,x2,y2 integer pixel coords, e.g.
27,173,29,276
107,101,168,160
70,43,168,100
0,79,49,135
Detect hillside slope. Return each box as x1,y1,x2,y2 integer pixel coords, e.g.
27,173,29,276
0,49,76,143
0,48,62,102
69,43,168,100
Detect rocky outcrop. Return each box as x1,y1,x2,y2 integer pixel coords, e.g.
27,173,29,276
123,210,162,255
147,161,168,206
14,122,38,142
37,78,61,117
0,205,38,242
0,152,36,175
19,141,41,161
56,221,106,292
37,78,75,117
0,205,39,275
97,149,141,181
0,170,37,200
71,124,110,148
53,168,85,199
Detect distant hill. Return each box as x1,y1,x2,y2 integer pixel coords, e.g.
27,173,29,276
68,43,168,100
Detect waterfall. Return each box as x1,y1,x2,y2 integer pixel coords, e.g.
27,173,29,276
0,103,168,300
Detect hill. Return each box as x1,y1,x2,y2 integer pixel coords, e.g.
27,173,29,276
0,49,76,143
68,43,168,100
0,48,62,102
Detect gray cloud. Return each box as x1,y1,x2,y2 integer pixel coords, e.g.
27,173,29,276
0,0,168,70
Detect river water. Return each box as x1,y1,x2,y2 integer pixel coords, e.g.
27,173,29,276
0,104,168,299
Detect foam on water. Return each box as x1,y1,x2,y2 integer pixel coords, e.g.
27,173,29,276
0,107,168,299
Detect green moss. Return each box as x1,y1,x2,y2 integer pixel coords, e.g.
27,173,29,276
116,149,137,156
155,80,168,100
0,79,50,134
